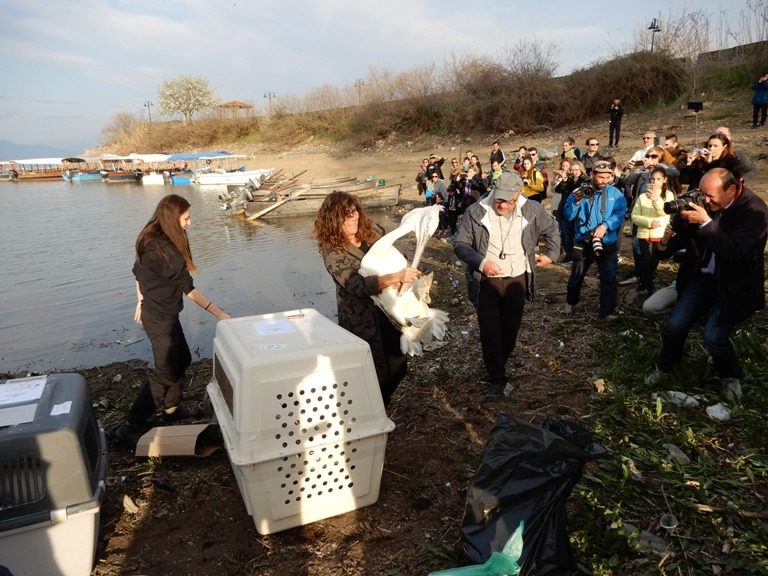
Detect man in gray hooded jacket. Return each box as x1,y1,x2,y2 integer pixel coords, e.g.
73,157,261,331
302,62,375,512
455,171,560,400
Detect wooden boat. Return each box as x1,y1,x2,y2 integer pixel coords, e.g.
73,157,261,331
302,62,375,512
8,158,70,181
242,183,401,219
309,176,357,188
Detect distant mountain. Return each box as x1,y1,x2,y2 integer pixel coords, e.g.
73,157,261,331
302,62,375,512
0,140,72,159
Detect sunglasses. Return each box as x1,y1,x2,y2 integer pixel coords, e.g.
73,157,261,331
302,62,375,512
645,154,660,159
643,137,653,140
589,142,599,146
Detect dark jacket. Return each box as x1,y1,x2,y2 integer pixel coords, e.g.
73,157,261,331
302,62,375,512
454,193,560,301
661,185,768,325
752,79,768,105
133,236,194,317
609,103,624,123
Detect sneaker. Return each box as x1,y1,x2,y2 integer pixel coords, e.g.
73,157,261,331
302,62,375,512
599,314,619,322
562,303,574,315
485,382,506,402
721,378,742,402
644,366,668,386
503,382,515,398
115,421,143,450
619,276,639,286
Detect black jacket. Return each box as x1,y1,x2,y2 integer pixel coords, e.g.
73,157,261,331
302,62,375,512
661,185,768,325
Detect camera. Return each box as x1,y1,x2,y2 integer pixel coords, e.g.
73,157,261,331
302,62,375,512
663,189,707,215
591,235,604,256
578,182,597,199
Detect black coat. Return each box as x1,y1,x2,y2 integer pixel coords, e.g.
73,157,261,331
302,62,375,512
662,185,768,325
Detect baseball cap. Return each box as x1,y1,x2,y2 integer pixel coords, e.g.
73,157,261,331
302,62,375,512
493,172,523,201
592,160,613,174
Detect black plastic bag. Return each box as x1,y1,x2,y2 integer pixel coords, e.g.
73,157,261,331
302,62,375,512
460,413,610,576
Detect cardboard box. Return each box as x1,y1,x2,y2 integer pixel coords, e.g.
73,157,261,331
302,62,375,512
135,423,220,458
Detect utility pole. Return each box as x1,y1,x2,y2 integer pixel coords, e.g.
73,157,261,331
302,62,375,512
264,92,276,116
648,18,661,53
144,100,153,125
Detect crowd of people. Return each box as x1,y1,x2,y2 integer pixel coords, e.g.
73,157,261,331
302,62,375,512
114,102,766,451
412,112,767,403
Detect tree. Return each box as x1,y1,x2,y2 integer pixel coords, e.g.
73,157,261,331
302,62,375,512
157,75,219,123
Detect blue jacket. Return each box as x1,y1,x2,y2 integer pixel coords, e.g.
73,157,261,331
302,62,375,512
752,80,768,105
563,183,627,245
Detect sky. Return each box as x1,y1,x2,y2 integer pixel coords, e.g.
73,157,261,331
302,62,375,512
0,0,750,154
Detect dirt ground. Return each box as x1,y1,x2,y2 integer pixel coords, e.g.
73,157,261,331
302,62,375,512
25,102,768,575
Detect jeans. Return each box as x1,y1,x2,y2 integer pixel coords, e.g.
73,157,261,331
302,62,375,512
566,244,619,317
609,120,621,146
637,239,659,293
558,217,575,260
753,103,767,127
655,273,741,378
477,275,526,385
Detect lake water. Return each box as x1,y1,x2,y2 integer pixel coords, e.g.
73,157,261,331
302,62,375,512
0,180,400,374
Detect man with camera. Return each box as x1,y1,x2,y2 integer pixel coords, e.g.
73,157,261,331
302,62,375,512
562,160,628,319
455,171,560,401
646,168,768,401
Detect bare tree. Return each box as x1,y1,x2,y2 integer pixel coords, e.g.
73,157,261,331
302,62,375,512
102,112,138,142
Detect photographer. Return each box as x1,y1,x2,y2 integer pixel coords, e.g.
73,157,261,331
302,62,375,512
520,155,545,202
678,133,744,190
646,168,768,401
562,160,628,319
553,160,588,263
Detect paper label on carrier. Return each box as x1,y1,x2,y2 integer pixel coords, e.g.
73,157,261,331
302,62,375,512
50,400,72,416
0,375,47,406
253,318,297,337
260,343,287,351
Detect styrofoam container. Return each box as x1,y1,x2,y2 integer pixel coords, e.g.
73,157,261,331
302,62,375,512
207,309,395,534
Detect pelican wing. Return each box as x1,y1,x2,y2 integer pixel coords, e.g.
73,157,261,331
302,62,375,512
359,206,448,356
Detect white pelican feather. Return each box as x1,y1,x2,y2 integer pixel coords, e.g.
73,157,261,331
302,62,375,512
359,205,449,356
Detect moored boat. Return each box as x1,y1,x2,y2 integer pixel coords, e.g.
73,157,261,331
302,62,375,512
8,158,70,181
241,183,401,219
165,151,232,186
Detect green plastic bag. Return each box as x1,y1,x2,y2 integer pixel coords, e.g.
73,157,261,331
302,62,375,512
428,521,524,576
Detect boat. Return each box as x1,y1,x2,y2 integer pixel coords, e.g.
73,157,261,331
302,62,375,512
7,158,70,181
0,161,13,181
165,151,232,185
99,155,143,183
241,183,401,219
126,153,172,186
61,158,102,182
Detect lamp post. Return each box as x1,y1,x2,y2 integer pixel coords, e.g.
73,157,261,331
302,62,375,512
648,18,661,53
264,91,276,116
144,100,153,125
353,79,365,105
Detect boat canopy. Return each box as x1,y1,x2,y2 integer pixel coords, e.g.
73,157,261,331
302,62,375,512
10,158,67,166
167,151,231,162
127,153,171,163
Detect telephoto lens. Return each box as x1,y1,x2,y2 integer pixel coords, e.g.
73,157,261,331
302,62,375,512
591,235,604,255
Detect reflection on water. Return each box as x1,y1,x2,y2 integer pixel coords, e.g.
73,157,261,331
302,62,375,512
0,181,399,374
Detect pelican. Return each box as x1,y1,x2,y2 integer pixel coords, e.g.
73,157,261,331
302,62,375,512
359,205,449,356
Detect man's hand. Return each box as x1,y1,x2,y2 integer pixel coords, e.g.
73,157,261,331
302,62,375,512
679,202,710,225
535,254,552,267
482,261,503,276
592,223,607,239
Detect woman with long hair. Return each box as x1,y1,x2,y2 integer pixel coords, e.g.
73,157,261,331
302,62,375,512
314,191,420,406
520,156,545,202
631,167,674,296
679,133,744,189
116,194,229,448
